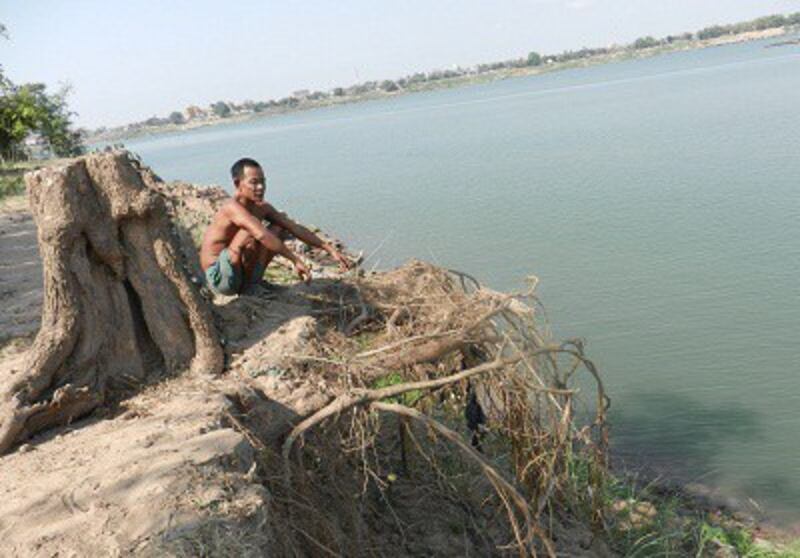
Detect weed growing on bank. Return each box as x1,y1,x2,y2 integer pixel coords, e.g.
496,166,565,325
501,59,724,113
566,461,800,557
0,169,24,199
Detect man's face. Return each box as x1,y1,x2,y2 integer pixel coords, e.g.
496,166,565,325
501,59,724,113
236,165,266,201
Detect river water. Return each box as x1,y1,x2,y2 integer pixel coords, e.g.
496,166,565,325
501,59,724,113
124,36,800,524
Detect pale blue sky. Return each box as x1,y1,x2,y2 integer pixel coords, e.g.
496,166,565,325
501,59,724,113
3,0,799,128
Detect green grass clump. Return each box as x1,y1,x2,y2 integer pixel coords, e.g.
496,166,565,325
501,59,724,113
560,456,800,557
0,173,25,199
603,481,800,557
263,264,298,285
351,330,380,352
371,372,423,406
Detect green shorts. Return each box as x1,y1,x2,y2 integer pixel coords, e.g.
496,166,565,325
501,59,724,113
204,249,266,295
205,249,241,295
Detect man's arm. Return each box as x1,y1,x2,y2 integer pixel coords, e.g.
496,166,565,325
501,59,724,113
263,204,352,270
224,202,311,281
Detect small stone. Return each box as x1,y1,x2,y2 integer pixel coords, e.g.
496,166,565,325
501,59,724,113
611,499,629,513
633,501,657,518
18,443,33,453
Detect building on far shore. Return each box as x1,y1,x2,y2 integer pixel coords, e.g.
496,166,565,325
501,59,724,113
183,105,207,121
23,134,50,160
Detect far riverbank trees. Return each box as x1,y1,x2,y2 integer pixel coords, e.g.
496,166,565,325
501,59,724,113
90,10,800,143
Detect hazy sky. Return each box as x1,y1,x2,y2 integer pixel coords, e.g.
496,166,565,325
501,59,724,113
3,0,799,128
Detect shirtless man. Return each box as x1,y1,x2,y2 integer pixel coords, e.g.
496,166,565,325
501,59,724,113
200,158,351,295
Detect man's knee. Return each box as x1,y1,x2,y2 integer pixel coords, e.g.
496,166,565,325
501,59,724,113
230,230,255,251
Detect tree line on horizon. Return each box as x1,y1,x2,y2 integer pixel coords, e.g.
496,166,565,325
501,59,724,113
94,10,800,139
2,11,799,156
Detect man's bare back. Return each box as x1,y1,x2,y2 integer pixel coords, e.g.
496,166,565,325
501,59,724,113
199,158,350,295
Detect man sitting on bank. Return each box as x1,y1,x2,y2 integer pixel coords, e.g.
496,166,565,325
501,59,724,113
200,157,351,295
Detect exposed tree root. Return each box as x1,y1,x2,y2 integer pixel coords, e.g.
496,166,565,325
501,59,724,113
371,401,556,558
283,355,521,461
269,261,610,556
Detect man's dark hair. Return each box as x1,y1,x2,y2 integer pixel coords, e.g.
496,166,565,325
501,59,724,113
230,158,261,182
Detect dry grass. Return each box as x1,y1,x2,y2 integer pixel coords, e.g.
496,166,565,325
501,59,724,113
195,260,612,557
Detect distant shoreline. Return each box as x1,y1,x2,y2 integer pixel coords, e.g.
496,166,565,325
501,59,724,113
88,26,795,145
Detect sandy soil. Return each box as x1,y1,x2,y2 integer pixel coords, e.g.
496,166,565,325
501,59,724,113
0,380,257,557
0,196,41,346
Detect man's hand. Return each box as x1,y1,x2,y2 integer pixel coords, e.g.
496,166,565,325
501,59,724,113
326,245,353,271
293,259,312,283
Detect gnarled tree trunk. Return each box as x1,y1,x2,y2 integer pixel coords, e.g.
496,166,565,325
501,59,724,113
0,151,223,453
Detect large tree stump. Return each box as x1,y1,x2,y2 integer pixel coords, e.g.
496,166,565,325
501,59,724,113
0,151,223,453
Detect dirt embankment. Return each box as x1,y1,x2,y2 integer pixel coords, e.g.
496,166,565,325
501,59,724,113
0,153,609,557
0,197,42,347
